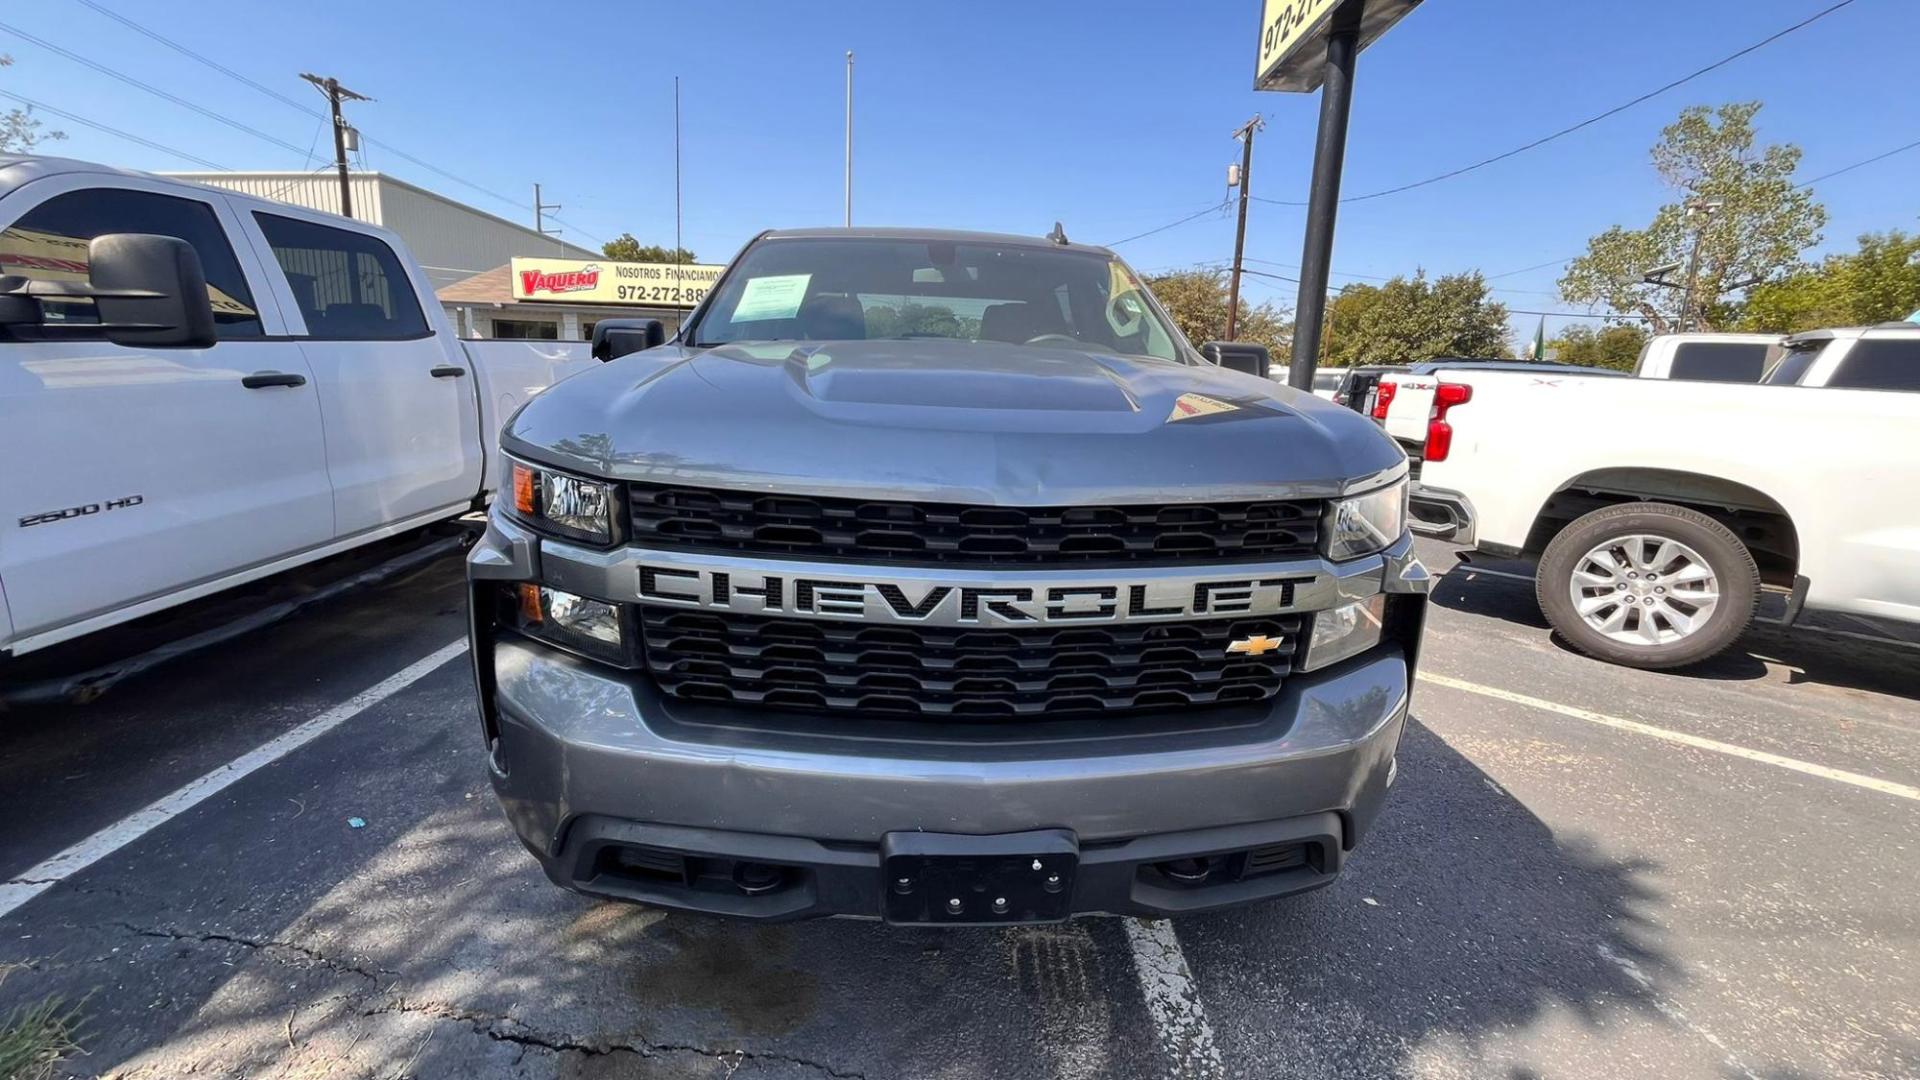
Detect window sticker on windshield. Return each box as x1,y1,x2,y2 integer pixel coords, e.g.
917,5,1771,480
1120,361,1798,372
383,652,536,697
732,273,811,322
1167,392,1241,422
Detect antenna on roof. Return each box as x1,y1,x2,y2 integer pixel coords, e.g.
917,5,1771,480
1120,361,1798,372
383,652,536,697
1047,221,1069,245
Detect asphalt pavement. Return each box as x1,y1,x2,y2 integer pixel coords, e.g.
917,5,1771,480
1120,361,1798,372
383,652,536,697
1,536,1915,1079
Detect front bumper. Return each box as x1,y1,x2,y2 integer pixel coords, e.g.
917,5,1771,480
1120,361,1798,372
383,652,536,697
480,631,1411,921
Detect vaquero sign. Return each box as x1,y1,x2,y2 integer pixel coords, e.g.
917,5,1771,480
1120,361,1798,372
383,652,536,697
1254,0,1424,92
509,256,726,308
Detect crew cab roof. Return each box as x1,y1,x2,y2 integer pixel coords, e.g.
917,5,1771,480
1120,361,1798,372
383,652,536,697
756,226,1115,258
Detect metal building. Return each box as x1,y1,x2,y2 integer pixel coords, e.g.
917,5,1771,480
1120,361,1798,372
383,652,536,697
161,170,597,293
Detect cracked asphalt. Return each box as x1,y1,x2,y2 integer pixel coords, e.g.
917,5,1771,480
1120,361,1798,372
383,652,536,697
2,535,1916,1079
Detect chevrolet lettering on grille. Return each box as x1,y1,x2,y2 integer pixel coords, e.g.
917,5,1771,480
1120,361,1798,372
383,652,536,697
638,561,1319,628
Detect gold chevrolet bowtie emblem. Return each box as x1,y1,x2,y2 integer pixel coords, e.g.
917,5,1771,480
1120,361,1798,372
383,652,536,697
1225,635,1283,657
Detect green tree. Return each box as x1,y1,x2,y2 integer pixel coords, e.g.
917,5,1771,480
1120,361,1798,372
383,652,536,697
1737,230,1920,332
1142,269,1292,356
1319,270,1511,366
1559,102,1826,334
1547,323,1650,372
0,55,66,153
864,302,979,340
601,233,697,263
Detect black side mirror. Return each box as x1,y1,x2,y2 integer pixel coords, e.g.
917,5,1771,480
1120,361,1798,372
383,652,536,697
1200,341,1271,378
591,318,667,361
0,234,216,348
91,234,216,348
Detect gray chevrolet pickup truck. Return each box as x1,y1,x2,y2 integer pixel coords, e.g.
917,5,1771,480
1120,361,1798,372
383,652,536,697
467,227,1429,924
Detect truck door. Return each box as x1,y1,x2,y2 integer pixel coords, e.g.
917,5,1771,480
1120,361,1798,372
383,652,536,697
246,211,482,538
0,178,334,653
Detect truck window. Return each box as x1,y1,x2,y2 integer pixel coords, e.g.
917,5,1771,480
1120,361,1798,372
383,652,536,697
2,187,264,338
253,213,428,340
1666,342,1769,382
1824,338,1920,392
1763,343,1823,385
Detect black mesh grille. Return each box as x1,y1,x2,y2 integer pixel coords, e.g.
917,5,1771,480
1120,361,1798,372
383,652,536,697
639,606,1301,718
628,484,1322,566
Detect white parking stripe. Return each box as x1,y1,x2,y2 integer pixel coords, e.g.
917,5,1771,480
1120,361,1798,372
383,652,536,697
0,638,469,920
1124,917,1226,1080
1419,671,1920,802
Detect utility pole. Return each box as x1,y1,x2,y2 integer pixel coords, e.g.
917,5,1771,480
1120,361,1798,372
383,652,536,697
1677,197,1721,333
1224,115,1264,341
534,184,563,251
300,73,370,220
852,53,860,225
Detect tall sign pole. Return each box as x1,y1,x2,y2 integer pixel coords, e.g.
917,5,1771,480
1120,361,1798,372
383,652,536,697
1252,0,1424,389
1286,7,1359,389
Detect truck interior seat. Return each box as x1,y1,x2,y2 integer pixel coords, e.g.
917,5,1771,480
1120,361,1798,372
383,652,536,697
979,301,1067,344
798,295,866,340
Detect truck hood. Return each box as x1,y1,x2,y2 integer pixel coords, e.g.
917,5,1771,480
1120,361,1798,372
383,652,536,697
502,339,1405,504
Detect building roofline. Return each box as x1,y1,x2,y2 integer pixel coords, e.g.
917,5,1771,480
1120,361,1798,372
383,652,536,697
161,168,598,259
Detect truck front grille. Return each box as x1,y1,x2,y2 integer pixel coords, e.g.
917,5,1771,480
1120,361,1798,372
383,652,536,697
628,483,1322,567
638,606,1302,718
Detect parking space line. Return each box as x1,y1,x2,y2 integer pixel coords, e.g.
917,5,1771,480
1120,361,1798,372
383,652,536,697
1123,917,1226,1080
0,638,469,920
1419,671,1920,802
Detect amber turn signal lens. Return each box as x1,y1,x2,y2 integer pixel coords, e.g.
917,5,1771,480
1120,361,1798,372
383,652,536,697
512,463,537,516
516,582,543,624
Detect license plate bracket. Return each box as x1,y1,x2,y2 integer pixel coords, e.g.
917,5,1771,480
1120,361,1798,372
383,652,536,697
881,829,1078,925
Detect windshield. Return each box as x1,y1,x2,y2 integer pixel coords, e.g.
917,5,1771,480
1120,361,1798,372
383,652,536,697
687,237,1183,361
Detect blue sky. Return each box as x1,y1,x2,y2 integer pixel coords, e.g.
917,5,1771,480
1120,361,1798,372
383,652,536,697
4,0,1913,342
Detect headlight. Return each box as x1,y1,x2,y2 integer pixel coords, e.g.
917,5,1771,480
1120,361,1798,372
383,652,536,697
1324,479,1407,561
1300,594,1385,671
503,583,630,665
508,459,616,544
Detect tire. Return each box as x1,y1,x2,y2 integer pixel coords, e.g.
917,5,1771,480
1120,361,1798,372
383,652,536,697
1535,502,1759,670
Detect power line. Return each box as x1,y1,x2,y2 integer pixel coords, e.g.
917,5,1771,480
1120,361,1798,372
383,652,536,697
64,0,608,246
0,88,227,168
1797,137,1920,187
1252,0,1858,208
0,19,310,158
1106,200,1229,246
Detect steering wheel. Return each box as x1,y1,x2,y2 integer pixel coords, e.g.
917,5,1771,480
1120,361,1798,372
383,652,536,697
1024,333,1082,348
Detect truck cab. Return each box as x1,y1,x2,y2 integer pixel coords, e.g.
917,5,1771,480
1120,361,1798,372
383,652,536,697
0,156,593,656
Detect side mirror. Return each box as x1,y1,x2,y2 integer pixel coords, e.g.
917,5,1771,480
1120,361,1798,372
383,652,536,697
0,234,216,348
591,317,667,361
1200,340,1271,378
91,234,216,348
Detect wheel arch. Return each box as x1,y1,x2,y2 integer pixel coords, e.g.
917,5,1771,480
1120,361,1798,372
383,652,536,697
1524,467,1800,586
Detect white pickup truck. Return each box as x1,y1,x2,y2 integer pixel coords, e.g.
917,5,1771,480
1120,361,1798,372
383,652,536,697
0,155,602,656
1409,325,1920,667
1370,359,1627,449
1633,331,1780,382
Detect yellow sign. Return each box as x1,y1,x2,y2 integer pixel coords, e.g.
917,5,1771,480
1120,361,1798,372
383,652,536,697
1255,0,1424,92
509,256,725,308
1,225,256,316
